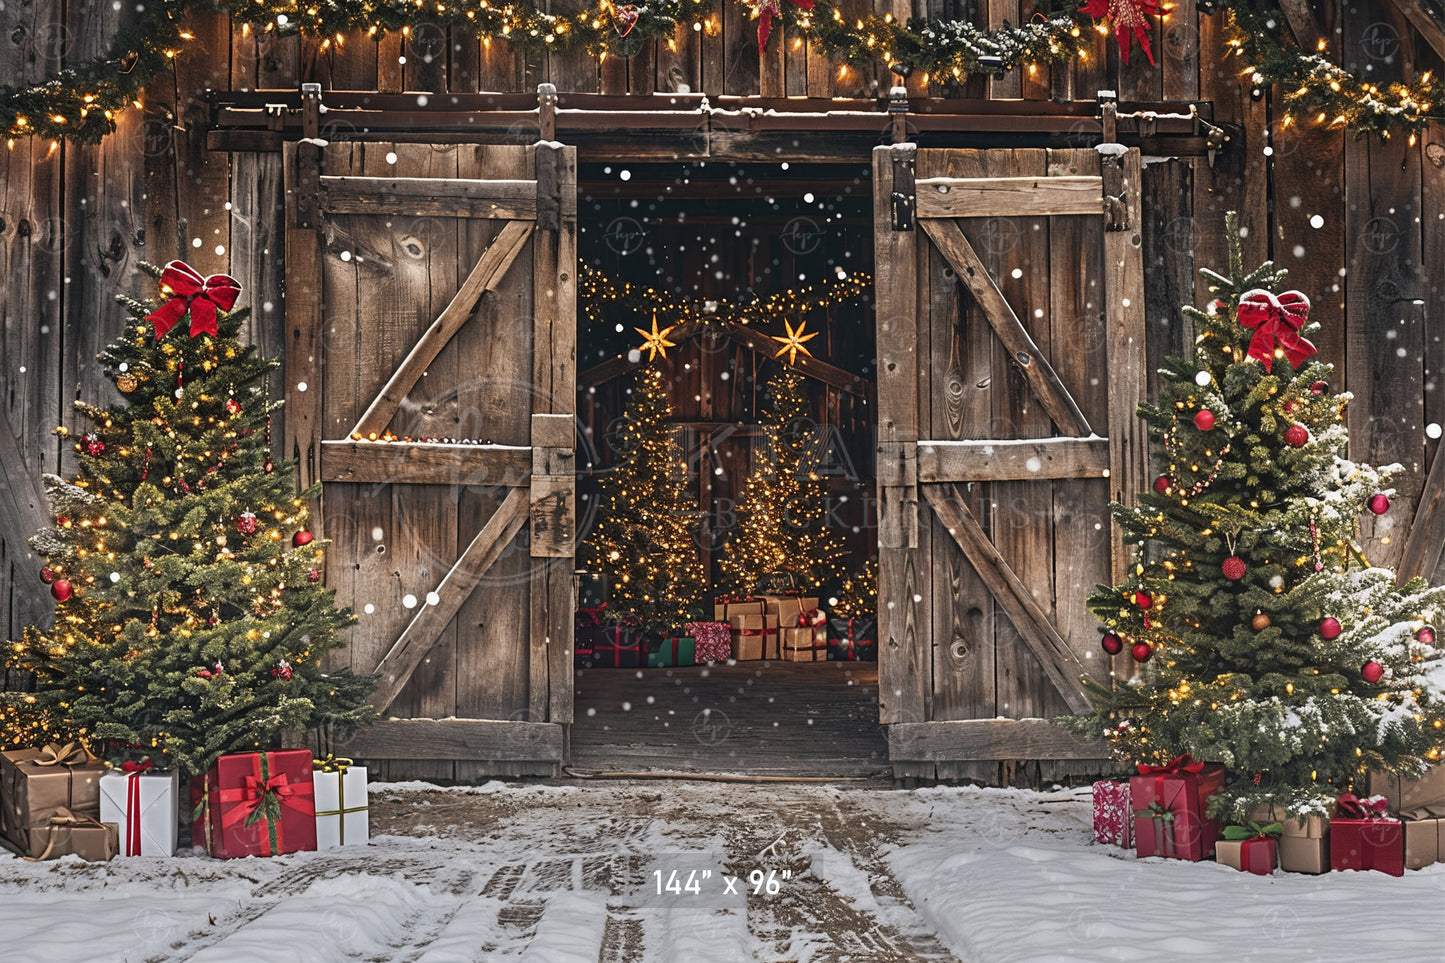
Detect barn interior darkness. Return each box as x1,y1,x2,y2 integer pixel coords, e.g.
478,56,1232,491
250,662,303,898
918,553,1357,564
575,161,878,600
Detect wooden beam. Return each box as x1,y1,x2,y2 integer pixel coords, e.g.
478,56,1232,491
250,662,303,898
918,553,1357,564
1387,0,1445,62
888,719,1102,761
340,717,564,761
318,176,540,219
370,486,530,712
351,220,533,440
1399,439,1445,581
319,440,531,486
916,438,1110,482
922,485,1091,713
1276,0,1323,51
920,219,1093,437
914,176,1105,219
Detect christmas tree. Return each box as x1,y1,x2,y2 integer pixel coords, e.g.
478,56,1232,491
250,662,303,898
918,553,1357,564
1068,216,1445,821
583,366,706,636
720,368,846,596
0,261,374,776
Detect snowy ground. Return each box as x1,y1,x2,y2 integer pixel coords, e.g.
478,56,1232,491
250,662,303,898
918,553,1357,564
1,779,1442,963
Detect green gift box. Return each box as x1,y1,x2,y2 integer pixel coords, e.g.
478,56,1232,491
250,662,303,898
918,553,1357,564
648,637,696,667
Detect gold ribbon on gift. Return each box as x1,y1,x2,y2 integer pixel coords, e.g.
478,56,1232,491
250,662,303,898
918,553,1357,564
313,757,364,845
23,807,110,861
29,742,90,767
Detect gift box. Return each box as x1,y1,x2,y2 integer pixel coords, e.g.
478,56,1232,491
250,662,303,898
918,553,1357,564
714,598,765,621
685,621,732,663
759,595,820,624
1216,837,1278,875
196,749,317,859
313,756,368,849
99,764,179,857
730,614,779,661
1278,835,1329,874
1367,765,1445,813
827,615,878,661
0,742,107,857
780,626,827,662
574,605,607,668
12,807,117,862
1329,793,1404,876
647,636,696,668
1248,803,1327,840
1092,779,1133,847
1399,805,1445,871
1130,755,1225,861
593,625,644,668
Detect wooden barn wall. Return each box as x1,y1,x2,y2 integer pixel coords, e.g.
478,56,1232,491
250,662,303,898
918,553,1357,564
3,0,1445,777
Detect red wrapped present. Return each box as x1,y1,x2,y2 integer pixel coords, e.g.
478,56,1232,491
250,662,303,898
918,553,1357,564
685,621,732,663
593,625,643,668
1092,779,1132,847
1330,792,1404,876
827,616,877,661
196,749,317,859
1217,822,1281,875
1130,754,1225,861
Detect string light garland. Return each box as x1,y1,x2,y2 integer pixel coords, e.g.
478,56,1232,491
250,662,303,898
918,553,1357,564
4,1,1440,145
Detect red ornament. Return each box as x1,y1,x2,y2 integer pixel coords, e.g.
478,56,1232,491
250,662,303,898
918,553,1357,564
39,567,55,584
1153,475,1171,493
1285,423,1309,447
225,398,242,415
1319,617,1342,640
1101,631,1124,655
145,260,241,340
746,0,814,48
307,568,322,583
292,530,314,548
1221,556,1247,580
236,511,258,535
271,658,293,681
1417,625,1436,646
1309,381,1330,395
1193,410,1216,431
82,433,105,457
1131,641,1154,663
1236,288,1317,372
264,459,274,474
1134,590,1153,609
1080,0,1163,66
50,579,72,602
1368,493,1390,515
1361,660,1385,683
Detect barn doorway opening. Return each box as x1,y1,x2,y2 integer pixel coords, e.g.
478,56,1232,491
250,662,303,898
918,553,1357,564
569,160,885,775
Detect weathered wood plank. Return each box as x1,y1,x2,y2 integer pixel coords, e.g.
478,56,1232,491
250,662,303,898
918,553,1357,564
917,438,1110,482
229,151,288,457
283,142,325,504
920,218,1092,437
319,177,539,220
346,718,564,761
1384,0,1445,62
1277,0,1324,50
922,485,1090,713
350,219,533,439
529,471,575,558
1400,435,1445,581
889,720,1101,761
371,485,530,712
914,177,1106,219
1102,149,1148,587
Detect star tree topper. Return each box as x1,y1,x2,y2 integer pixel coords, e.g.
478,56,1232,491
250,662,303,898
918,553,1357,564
634,313,678,362
772,318,818,366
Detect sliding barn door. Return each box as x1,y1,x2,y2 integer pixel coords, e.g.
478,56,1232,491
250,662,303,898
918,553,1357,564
873,145,1147,778
284,140,577,776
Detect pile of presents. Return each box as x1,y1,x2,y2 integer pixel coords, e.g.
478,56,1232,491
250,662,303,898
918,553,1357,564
574,594,878,668
0,742,369,863
1093,755,1445,877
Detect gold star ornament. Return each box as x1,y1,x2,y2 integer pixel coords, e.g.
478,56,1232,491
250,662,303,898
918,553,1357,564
634,314,678,362
772,318,818,366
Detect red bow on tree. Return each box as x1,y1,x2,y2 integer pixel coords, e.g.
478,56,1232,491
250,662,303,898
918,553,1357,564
1080,0,1162,66
747,0,814,50
145,260,241,340
1236,289,1316,372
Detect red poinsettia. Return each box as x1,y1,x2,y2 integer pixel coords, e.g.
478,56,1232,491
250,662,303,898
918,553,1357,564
1080,0,1161,66
747,0,814,49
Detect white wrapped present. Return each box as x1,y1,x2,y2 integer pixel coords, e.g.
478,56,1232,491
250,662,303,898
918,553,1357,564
313,756,368,848
98,765,179,857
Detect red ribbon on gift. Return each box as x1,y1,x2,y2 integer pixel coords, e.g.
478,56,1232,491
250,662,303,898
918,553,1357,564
215,754,314,856
796,609,825,628
145,260,241,340
1239,836,1275,874
121,760,153,856
1336,792,1390,820
1137,754,1205,776
576,603,607,626
596,626,640,653
1236,288,1316,372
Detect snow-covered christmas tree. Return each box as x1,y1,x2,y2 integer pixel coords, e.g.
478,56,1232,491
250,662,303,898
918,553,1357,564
1068,215,1445,821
